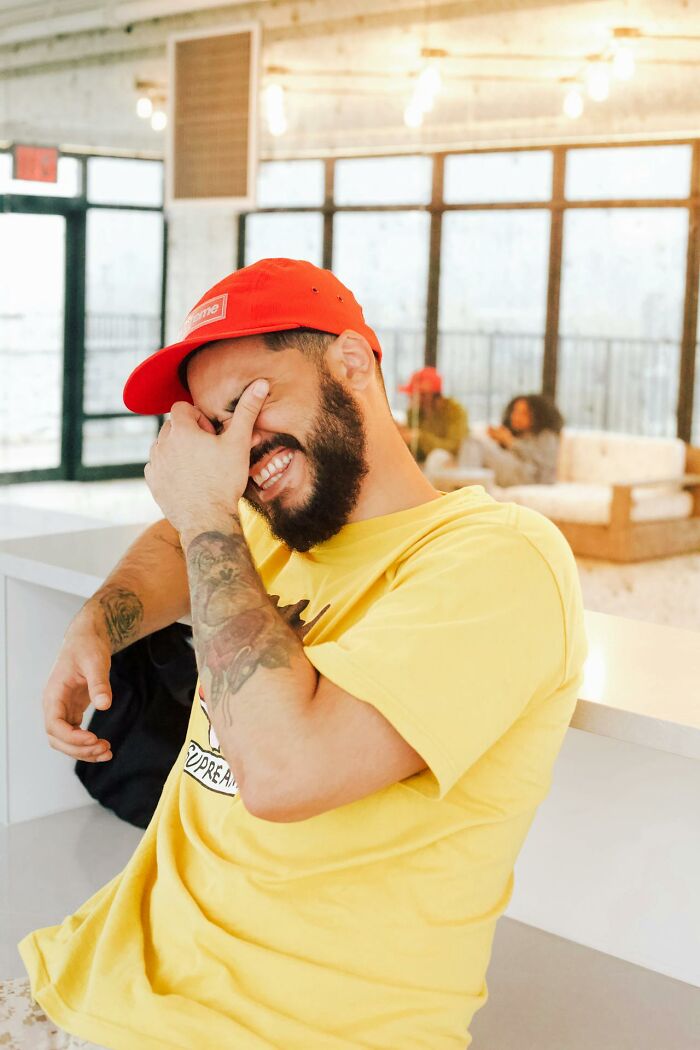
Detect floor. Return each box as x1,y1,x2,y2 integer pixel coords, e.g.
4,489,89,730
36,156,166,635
1,804,698,1049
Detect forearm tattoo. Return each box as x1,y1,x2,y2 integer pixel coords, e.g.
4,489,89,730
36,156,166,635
186,527,301,726
98,587,144,651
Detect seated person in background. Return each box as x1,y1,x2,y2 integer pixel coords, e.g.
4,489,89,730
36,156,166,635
459,393,564,487
398,366,469,463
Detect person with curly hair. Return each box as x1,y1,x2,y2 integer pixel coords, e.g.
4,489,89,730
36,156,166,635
457,392,564,486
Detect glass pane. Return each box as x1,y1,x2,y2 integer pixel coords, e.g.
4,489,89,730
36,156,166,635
0,214,65,471
444,150,552,204
87,157,163,206
438,211,550,421
559,208,687,436
257,160,324,207
82,417,158,467
693,285,700,446
245,212,323,266
0,154,80,198
334,156,432,206
84,209,164,415
565,145,692,201
333,211,430,405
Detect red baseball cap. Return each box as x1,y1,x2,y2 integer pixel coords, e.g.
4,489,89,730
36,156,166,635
398,366,443,395
123,257,381,415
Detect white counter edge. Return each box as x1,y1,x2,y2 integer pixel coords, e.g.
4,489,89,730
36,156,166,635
1,544,698,764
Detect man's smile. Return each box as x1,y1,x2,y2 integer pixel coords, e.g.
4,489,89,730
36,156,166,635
252,449,296,491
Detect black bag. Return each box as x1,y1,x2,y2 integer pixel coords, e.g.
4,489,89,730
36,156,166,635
75,623,198,829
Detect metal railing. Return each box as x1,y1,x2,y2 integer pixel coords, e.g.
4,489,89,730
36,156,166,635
1,316,698,475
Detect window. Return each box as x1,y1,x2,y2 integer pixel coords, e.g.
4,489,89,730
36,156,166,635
558,208,688,436
333,211,430,403
444,150,552,204
245,213,324,267
82,417,159,467
0,153,166,482
0,214,66,471
84,209,164,418
335,156,432,206
87,157,163,207
565,145,692,201
438,210,550,421
256,160,325,207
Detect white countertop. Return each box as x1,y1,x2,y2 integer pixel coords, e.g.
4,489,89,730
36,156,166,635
574,610,700,760
1,521,698,762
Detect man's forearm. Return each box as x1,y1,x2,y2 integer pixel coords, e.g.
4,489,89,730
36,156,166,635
76,518,191,654
182,513,318,807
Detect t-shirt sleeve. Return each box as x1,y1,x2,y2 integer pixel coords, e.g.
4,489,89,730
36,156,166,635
305,524,567,800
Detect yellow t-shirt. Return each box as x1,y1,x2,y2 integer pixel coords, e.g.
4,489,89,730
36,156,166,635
19,486,587,1050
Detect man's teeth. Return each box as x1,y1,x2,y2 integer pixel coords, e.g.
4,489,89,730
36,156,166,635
253,451,294,489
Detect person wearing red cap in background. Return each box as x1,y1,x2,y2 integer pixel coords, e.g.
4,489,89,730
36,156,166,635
17,258,587,1050
397,366,469,464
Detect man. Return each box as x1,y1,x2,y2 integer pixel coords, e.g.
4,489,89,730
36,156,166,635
398,365,468,463
17,259,587,1049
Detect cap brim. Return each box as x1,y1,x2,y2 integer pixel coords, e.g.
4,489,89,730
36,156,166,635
123,339,200,415
123,322,312,414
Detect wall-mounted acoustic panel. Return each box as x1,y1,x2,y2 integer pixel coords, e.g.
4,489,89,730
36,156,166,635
167,24,259,208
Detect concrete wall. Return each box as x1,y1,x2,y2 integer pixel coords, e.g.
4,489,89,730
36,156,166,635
2,0,700,161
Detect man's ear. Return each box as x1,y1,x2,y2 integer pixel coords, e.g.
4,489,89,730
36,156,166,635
325,330,375,390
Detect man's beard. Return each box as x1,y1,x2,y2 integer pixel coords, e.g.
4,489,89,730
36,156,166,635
242,369,369,552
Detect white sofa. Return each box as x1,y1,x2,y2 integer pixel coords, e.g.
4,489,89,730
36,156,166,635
424,424,700,561
486,426,694,525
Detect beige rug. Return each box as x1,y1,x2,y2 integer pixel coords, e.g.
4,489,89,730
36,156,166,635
575,551,700,633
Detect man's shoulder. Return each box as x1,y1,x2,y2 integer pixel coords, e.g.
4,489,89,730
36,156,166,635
414,491,577,588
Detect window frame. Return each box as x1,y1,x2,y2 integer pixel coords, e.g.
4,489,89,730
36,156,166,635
0,151,167,484
240,139,700,443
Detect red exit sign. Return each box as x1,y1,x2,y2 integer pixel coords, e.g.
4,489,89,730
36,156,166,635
12,144,59,183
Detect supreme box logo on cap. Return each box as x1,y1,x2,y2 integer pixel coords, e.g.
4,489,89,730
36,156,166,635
181,293,228,337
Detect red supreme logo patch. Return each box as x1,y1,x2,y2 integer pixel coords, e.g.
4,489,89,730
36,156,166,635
182,293,228,337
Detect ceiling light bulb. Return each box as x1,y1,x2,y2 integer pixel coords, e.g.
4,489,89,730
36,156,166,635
268,114,288,137
612,46,635,81
136,96,153,119
151,109,167,131
264,84,285,113
404,101,424,128
586,63,610,102
563,87,584,119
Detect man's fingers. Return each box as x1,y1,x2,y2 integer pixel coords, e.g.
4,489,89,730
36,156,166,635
46,711,97,744
195,410,217,434
225,380,269,438
47,733,112,761
84,660,112,710
169,402,198,423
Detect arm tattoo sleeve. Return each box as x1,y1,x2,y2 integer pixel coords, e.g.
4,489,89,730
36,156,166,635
98,588,145,651
186,527,301,726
